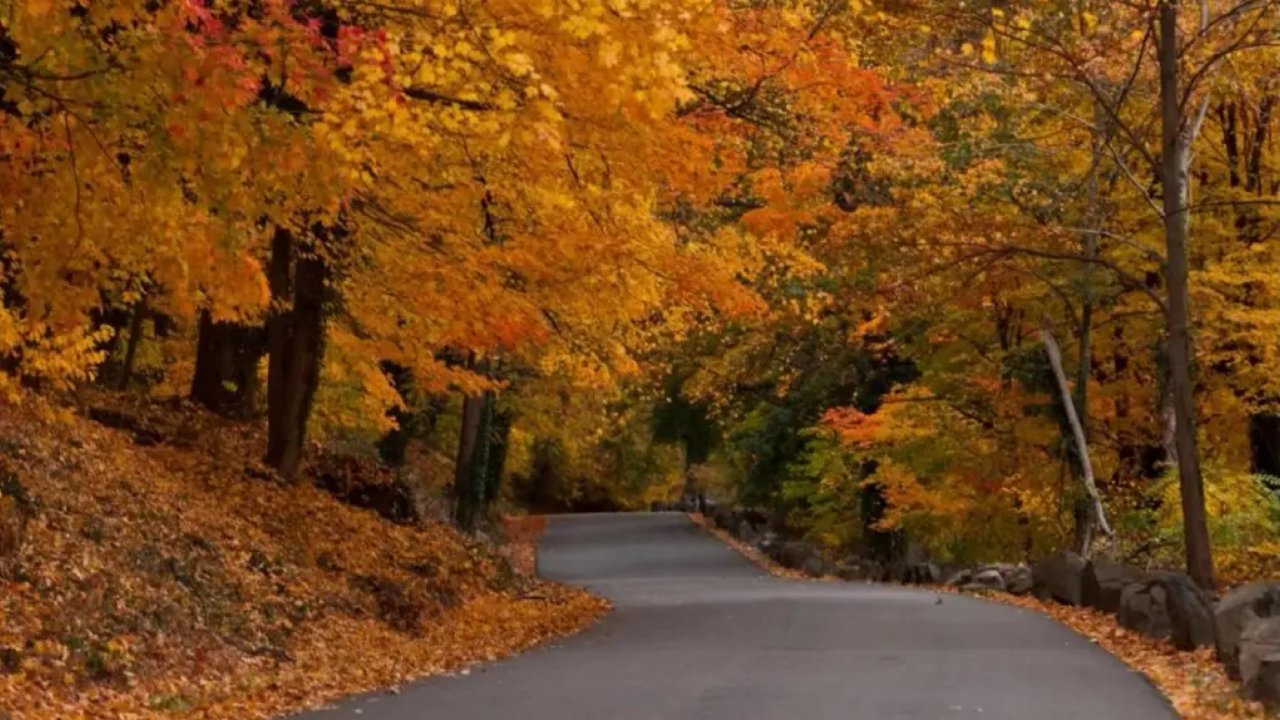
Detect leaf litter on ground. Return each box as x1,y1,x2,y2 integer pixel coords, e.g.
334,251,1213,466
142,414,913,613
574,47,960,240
0,397,607,719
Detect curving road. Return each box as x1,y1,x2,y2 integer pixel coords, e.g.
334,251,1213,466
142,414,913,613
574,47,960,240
297,513,1175,719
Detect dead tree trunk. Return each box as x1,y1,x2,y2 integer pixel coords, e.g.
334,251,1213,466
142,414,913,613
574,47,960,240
1042,326,1112,555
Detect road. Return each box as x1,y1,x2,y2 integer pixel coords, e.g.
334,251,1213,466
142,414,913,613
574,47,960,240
296,513,1175,719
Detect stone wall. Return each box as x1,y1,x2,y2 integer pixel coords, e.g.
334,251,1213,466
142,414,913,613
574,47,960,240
694,503,1280,711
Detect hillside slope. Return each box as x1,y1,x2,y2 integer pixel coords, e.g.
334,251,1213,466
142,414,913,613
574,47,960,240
0,399,605,719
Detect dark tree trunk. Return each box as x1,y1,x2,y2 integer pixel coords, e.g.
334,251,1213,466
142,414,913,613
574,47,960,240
1231,96,1276,470
191,312,265,418
483,408,513,508
1251,414,1280,478
92,304,131,385
116,295,148,390
528,438,563,513
1158,2,1215,589
378,362,415,467
264,229,327,481
452,391,487,532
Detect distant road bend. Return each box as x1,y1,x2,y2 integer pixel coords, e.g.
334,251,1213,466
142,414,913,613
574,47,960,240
298,513,1175,720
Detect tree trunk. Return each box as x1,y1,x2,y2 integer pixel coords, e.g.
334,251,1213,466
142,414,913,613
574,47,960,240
378,362,416,467
116,294,148,390
1250,414,1280,477
191,311,264,417
93,305,131,385
264,229,327,481
528,438,563,513
1232,95,1277,473
483,408,513,509
1042,327,1112,555
1075,101,1108,427
452,391,488,532
1158,1,1215,589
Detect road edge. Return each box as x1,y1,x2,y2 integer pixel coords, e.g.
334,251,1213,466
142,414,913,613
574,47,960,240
687,512,1240,720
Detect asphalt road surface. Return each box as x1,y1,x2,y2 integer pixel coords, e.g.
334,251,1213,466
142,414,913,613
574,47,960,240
295,513,1175,719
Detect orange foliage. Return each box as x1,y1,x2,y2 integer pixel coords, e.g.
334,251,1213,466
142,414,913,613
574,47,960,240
0,399,606,719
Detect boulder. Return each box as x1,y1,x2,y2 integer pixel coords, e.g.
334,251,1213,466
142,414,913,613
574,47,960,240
1081,558,1144,614
906,562,942,585
963,569,1006,592
835,557,878,582
711,505,736,531
1032,551,1086,606
886,560,911,584
735,519,759,544
1216,582,1280,678
1241,618,1280,694
1246,654,1280,712
835,563,862,581
738,508,770,532
1004,564,1033,595
1118,573,1215,650
802,555,831,578
1162,574,1216,650
1119,579,1172,640
903,543,930,566
771,541,819,571
945,568,974,587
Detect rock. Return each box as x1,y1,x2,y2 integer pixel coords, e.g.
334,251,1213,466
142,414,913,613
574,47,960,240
836,558,889,582
1246,654,1280,711
963,569,1006,592
1004,564,1033,595
738,508,770,532
905,562,941,585
945,568,973,586
771,541,818,571
835,563,860,581
903,543,929,566
762,539,787,564
802,555,831,578
1241,618,1280,693
1119,579,1172,640
1161,574,1216,651
1032,550,1086,606
1082,558,1144,613
735,519,759,544
1216,582,1280,678
1118,573,1214,649
885,560,911,584
712,505,736,531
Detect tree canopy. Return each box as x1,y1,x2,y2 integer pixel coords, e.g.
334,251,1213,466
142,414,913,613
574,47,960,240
6,0,1280,589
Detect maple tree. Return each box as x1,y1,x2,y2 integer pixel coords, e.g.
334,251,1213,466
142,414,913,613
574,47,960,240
664,0,1280,591
7,0,1280,713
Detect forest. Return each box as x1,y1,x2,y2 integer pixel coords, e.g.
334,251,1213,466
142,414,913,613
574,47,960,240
4,0,1280,717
